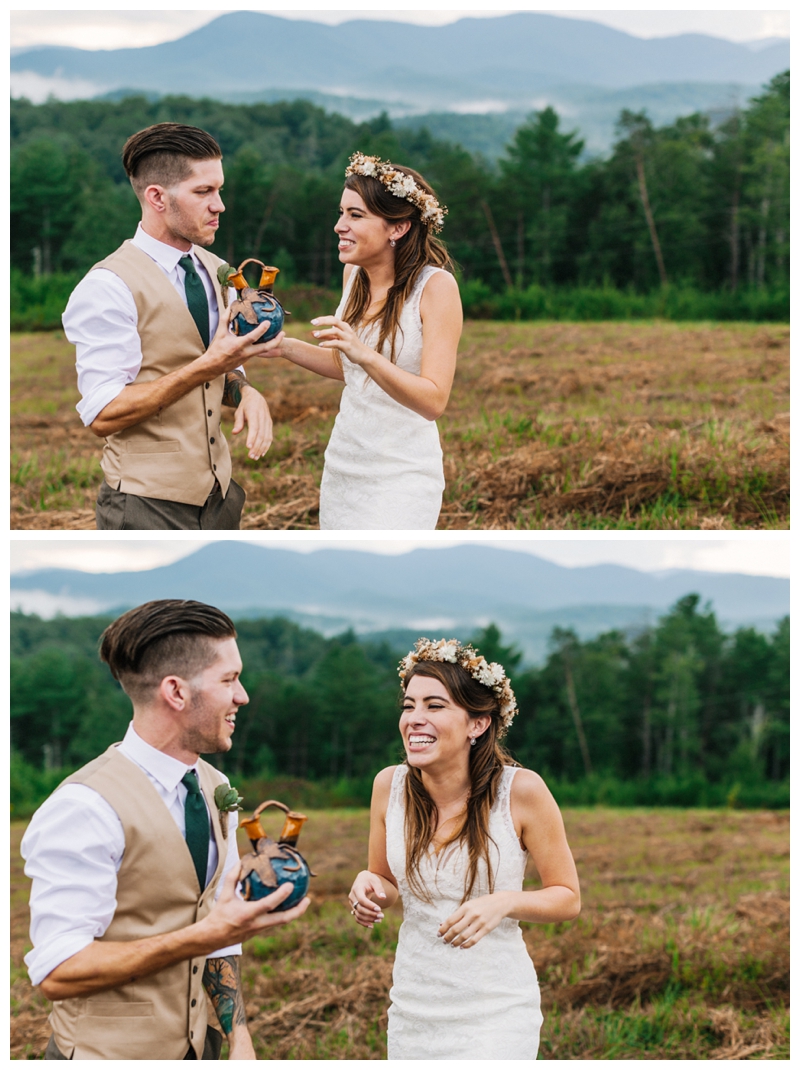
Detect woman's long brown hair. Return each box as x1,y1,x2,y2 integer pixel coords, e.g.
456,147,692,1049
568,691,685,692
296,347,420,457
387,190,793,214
402,661,517,904
341,166,455,363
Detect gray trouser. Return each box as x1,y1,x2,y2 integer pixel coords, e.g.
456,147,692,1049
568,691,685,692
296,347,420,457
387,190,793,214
45,1026,224,1060
95,479,245,530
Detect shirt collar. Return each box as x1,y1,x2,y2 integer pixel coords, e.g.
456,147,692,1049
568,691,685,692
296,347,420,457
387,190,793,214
121,722,199,793
132,222,197,275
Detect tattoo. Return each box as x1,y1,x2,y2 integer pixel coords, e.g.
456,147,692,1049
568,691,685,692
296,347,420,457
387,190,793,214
203,955,247,1035
222,371,247,408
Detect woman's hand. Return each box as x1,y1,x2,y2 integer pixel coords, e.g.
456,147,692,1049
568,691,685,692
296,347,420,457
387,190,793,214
311,316,376,367
348,870,387,929
438,892,513,949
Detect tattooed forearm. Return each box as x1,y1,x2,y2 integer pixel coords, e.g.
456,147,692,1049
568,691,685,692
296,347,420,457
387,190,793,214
222,371,248,408
203,956,247,1035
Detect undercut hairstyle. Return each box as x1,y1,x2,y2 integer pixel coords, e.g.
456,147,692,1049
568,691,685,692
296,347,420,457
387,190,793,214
99,599,237,704
401,660,517,904
342,165,454,364
122,122,222,199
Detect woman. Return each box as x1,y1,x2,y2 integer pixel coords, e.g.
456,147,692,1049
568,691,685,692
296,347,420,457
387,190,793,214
270,153,462,529
348,638,580,1060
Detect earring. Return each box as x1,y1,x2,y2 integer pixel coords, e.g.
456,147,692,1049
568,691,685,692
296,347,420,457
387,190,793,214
470,737,476,746
390,239,396,247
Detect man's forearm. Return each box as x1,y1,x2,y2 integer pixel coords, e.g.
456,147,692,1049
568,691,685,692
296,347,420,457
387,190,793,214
204,955,248,1036
222,370,249,408
90,355,217,437
38,917,219,1001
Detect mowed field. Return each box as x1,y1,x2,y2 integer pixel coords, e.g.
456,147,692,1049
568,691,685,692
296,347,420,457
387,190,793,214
11,807,789,1059
11,319,789,529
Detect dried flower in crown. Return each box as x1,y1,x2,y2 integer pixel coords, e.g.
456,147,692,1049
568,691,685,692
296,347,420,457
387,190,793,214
398,638,518,736
345,152,448,233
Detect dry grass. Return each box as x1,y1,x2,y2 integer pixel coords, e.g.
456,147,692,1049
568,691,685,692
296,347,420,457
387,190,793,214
11,807,789,1059
11,320,788,529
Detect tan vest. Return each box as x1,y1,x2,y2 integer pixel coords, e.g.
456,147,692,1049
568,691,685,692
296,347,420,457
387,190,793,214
94,241,232,506
48,746,228,1060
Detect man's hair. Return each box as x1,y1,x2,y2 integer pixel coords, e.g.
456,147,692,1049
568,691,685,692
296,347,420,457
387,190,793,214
122,122,222,199
99,599,236,704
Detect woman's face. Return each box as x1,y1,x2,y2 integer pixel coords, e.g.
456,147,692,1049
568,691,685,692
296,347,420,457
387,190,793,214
334,188,406,267
400,674,487,770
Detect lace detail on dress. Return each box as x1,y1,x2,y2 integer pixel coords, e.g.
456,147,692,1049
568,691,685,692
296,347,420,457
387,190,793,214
385,764,542,1060
318,265,446,530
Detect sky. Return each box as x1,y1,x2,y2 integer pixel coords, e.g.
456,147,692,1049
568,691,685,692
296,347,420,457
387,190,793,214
10,535,790,577
10,8,790,51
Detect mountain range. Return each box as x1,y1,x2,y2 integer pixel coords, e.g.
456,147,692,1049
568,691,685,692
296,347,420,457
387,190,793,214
10,544,788,664
10,13,789,155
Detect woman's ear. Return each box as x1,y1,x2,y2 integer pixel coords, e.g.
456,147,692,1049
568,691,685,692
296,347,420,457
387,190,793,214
390,219,412,242
470,715,492,741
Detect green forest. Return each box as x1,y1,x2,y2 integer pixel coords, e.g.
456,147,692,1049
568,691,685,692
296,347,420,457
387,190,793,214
10,72,788,325
11,597,788,816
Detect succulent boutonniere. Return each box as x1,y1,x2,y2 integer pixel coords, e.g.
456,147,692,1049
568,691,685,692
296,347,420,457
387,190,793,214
216,263,238,308
214,783,244,839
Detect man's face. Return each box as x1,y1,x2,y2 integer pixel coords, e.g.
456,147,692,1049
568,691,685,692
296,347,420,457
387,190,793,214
161,157,225,247
180,636,248,755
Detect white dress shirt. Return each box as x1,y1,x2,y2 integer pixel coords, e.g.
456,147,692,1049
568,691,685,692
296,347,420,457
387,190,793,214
21,723,242,986
64,224,233,427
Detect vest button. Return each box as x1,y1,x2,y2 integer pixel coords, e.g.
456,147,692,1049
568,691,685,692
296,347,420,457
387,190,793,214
193,965,198,974
205,383,210,389
210,437,215,444
213,464,217,471
208,409,213,417
191,999,197,1008
190,1031,194,1039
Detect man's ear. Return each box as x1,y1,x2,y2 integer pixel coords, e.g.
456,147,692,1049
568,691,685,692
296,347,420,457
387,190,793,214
142,183,167,215
158,675,190,712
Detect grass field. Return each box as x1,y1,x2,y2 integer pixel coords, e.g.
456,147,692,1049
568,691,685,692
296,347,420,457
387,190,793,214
11,319,788,529
11,807,789,1059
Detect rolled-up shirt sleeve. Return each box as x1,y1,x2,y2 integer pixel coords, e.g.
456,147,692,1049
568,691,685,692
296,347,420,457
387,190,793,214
63,269,144,428
21,786,125,986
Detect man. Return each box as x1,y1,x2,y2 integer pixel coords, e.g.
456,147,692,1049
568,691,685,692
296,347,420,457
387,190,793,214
63,123,284,529
21,600,308,1060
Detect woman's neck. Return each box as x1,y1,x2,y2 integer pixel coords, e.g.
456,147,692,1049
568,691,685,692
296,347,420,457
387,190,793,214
419,761,471,811
359,257,396,302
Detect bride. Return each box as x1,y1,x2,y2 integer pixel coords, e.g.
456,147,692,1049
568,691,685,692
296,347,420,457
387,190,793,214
270,153,461,529
347,638,581,1060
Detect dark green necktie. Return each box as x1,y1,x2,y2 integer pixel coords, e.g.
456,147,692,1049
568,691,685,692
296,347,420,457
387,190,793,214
181,771,209,891
179,255,210,349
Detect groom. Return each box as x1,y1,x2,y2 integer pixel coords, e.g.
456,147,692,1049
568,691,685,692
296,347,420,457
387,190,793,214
63,122,285,529
21,599,309,1059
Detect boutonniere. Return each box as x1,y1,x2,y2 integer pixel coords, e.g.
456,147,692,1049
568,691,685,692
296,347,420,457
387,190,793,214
216,263,238,308
214,783,244,839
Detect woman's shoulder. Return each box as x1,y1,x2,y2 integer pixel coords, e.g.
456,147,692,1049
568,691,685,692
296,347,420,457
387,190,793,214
508,766,553,806
372,764,404,814
419,265,458,292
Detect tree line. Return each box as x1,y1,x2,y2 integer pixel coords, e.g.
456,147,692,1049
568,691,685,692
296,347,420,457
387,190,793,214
10,72,788,318
10,596,788,814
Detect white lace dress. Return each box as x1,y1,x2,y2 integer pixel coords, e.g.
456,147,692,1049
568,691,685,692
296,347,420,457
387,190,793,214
319,265,446,530
385,764,543,1060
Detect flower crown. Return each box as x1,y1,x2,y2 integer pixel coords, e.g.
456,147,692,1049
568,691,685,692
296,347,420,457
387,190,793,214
345,152,448,233
398,638,518,735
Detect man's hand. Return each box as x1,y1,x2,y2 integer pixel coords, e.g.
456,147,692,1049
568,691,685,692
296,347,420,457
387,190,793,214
231,385,273,460
202,306,286,379
199,868,310,949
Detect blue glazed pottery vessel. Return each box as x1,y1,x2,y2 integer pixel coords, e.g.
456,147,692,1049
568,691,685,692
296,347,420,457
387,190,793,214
228,259,286,342
239,800,313,912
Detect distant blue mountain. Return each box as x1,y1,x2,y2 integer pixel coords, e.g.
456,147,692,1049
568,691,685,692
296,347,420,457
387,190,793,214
11,544,788,663
11,12,788,107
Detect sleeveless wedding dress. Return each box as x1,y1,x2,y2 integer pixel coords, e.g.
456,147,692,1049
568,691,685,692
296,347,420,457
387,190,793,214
319,265,446,530
385,764,543,1060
